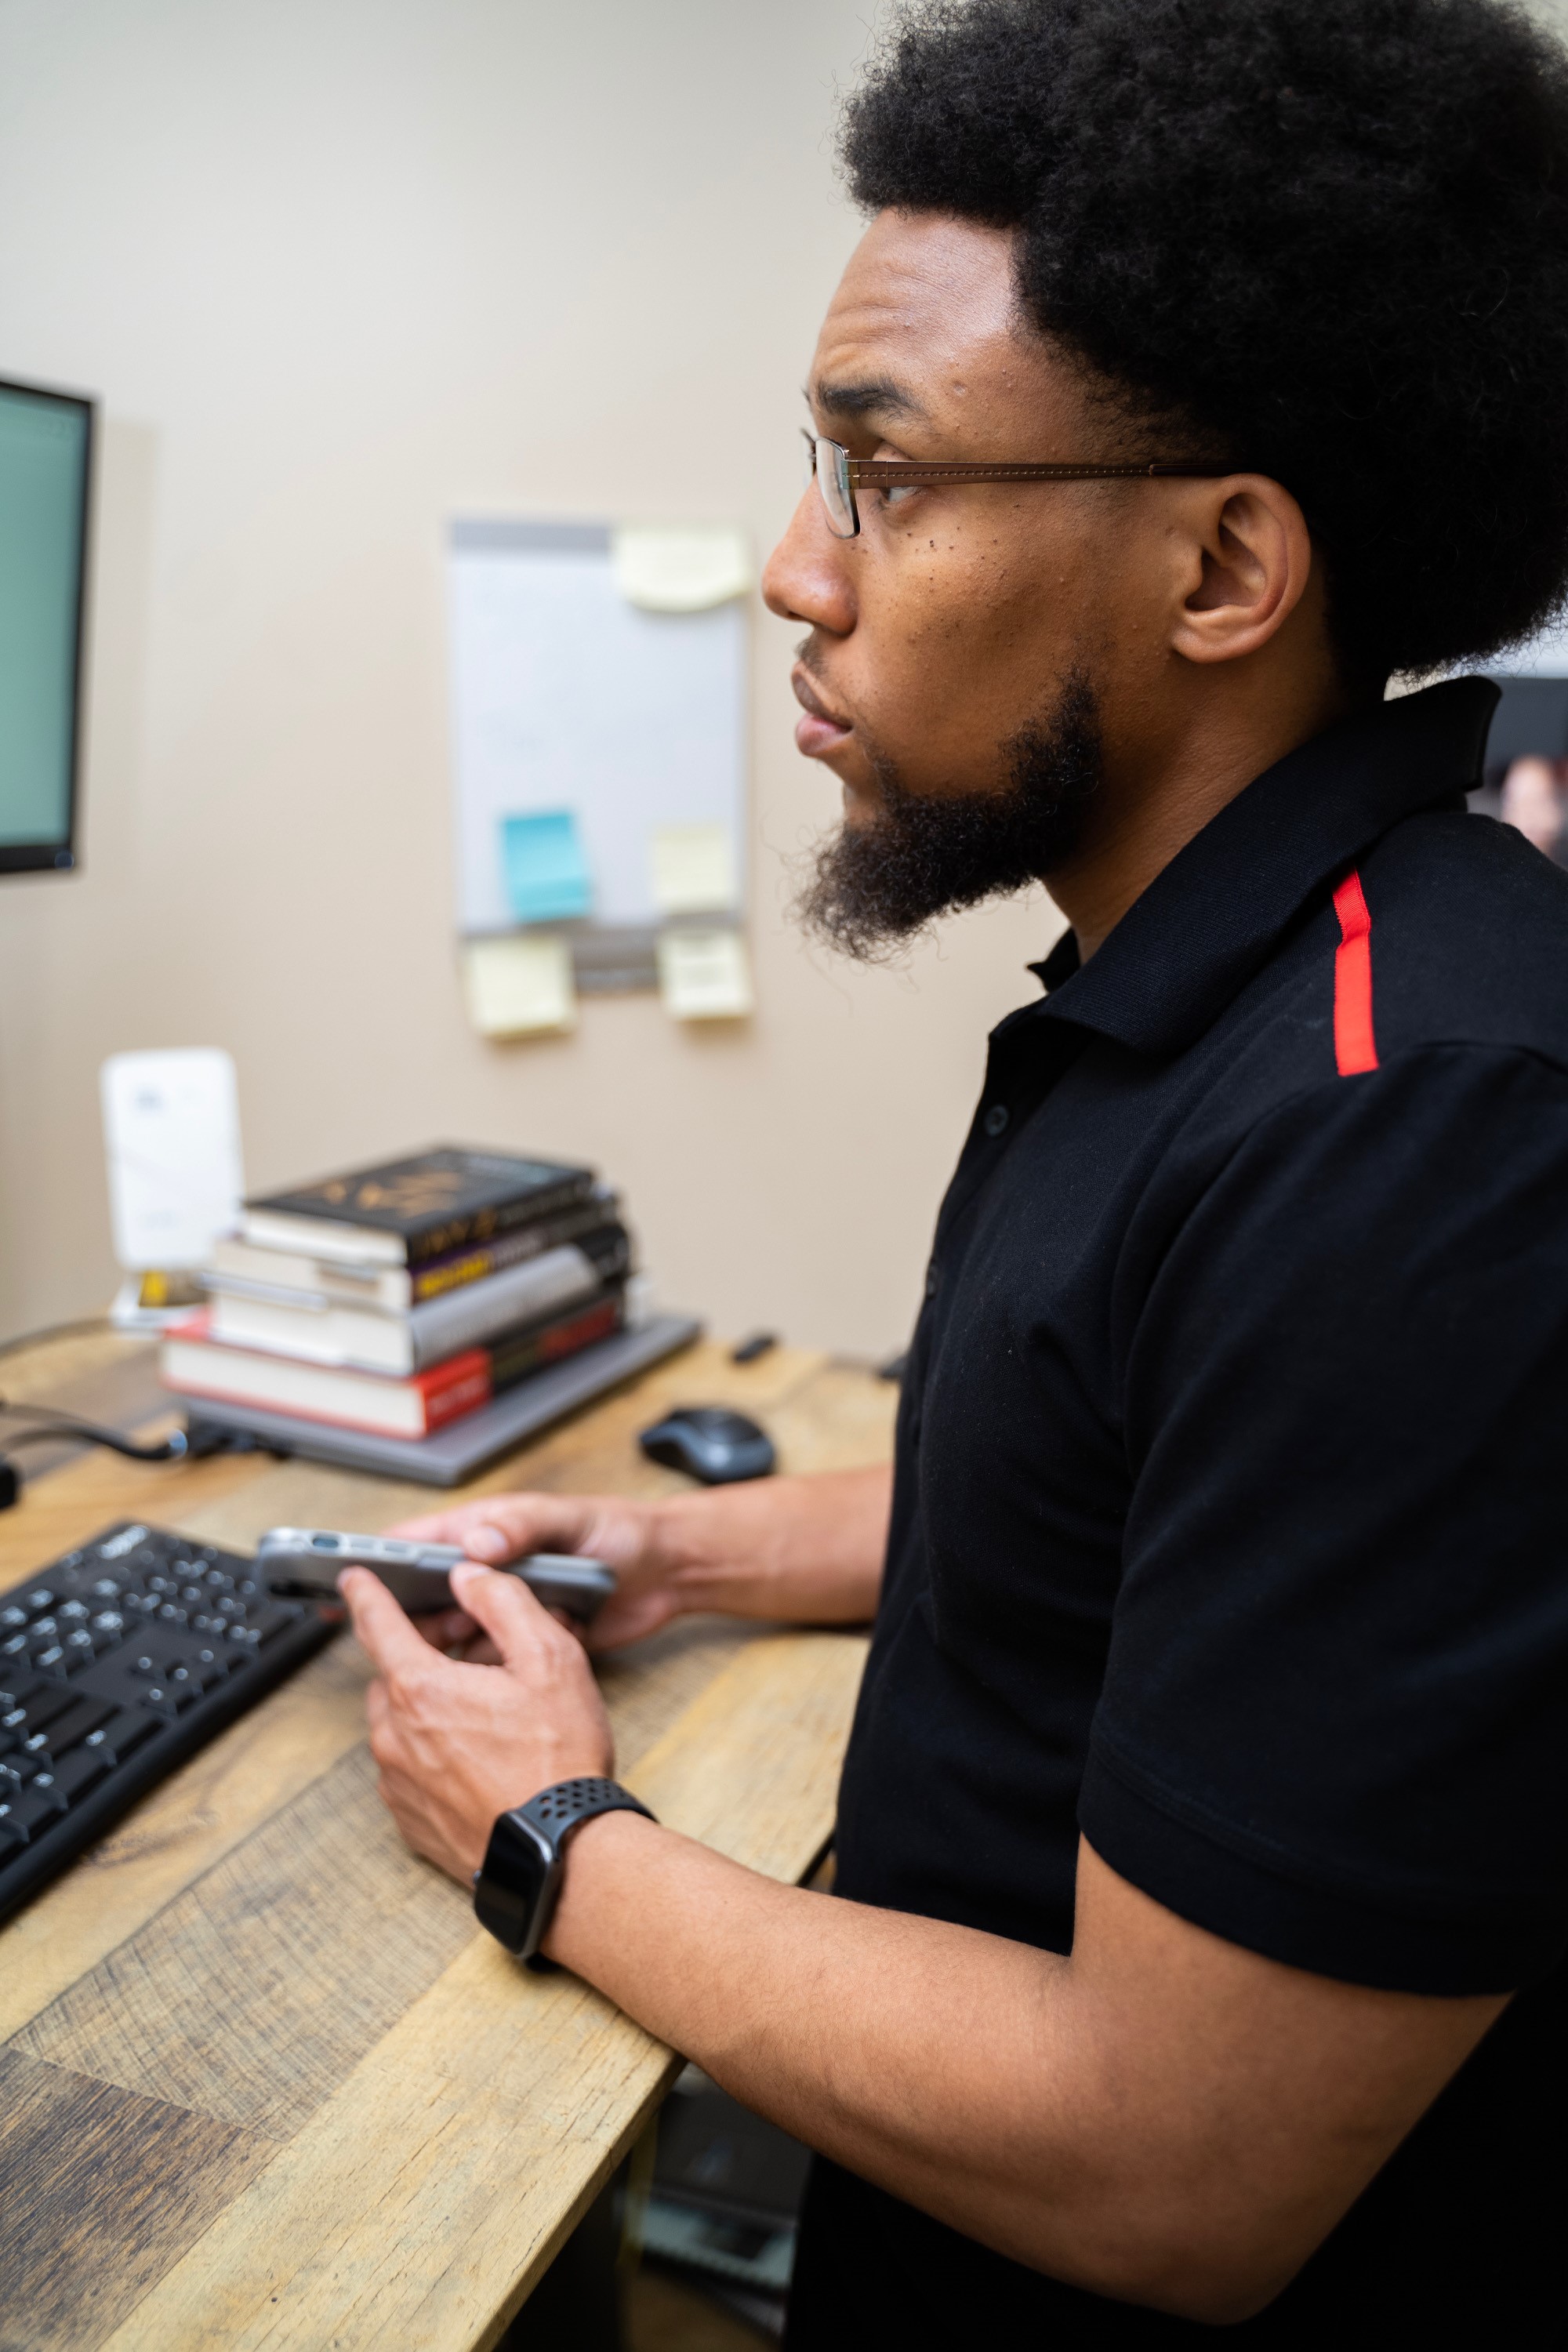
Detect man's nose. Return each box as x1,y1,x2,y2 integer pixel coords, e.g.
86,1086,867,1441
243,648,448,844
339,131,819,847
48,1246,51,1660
762,490,856,635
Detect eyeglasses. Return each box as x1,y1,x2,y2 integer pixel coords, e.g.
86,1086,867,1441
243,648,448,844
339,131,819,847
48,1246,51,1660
801,430,1234,540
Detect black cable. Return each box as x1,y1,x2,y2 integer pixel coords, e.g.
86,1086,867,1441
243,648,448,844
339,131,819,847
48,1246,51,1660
1,1420,188,1464
0,1315,114,1364
0,1406,188,1512
0,1387,194,1512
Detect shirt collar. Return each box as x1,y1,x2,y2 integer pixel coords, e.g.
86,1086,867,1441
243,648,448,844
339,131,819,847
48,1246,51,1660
1025,676,1498,1058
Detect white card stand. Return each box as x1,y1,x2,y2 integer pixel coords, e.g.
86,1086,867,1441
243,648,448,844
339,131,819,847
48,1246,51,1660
100,1049,245,1329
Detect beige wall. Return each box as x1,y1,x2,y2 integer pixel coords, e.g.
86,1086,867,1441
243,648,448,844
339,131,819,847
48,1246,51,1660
0,0,1068,1361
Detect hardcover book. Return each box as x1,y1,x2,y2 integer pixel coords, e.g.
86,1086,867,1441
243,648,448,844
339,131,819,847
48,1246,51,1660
207,1210,630,1323
242,1146,597,1269
209,1232,632,1374
162,1290,625,1439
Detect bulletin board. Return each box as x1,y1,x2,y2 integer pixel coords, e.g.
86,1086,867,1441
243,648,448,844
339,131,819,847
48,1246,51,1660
446,518,748,995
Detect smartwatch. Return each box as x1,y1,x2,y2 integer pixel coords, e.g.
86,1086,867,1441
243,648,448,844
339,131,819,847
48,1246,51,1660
472,1776,655,1968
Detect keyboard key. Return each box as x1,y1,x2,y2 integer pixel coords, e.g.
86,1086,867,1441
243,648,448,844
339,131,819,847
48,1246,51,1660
42,1695,116,1753
82,1708,162,1762
0,1519,332,1917
142,1682,198,1719
6,1683,77,1735
50,1747,111,1803
244,1604,301,1648
4,1782,64,1833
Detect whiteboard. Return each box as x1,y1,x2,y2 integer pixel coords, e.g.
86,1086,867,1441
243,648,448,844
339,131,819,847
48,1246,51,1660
447,518,747,938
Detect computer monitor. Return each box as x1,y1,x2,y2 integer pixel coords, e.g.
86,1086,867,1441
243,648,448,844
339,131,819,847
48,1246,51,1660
0,375,93,875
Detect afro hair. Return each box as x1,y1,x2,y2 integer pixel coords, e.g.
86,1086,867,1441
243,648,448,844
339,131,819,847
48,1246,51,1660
840,0,1568,684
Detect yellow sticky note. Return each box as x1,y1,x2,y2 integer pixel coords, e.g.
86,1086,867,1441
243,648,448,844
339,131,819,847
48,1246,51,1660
461,935,576,1036
657,927,754,1021
611,524,751,612
650,821,737,916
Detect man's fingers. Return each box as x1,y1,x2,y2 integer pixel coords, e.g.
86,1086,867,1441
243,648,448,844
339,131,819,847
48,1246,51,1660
340,1568,443,1679
384,1492,617,1566
416,1605,481,1653
449,1562,563,1664
383,1509,513,1562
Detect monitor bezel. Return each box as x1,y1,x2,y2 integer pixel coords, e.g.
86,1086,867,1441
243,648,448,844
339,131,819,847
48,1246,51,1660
0,372,96,877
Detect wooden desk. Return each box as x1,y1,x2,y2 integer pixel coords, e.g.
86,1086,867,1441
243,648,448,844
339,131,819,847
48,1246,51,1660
0,1332,891,2351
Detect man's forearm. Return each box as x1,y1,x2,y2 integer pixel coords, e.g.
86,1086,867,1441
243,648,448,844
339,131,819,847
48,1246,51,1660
545,1814,1087,2281
545,1816,1502,2324
649,1464,891,1626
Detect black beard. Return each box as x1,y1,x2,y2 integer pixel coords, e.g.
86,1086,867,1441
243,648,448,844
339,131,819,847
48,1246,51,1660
794,670,1102,961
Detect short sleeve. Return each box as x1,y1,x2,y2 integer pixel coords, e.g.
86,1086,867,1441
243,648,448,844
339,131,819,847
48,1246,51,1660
1078,1044,1568,1994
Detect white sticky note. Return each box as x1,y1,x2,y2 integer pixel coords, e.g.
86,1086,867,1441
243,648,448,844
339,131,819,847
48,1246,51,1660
650,820,737,916
657,927,754,1021
611,524,750,612
462,935,576,1036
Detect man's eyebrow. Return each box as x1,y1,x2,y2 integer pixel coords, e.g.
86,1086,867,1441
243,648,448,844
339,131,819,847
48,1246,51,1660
807,376,931,426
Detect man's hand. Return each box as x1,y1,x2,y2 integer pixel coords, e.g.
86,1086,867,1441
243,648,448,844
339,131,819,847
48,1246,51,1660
340,1563,613,1882
384,1464,893,1659
382,1489,691,1657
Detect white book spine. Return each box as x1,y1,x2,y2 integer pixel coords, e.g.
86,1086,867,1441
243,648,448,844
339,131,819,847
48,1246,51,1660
209,1245,601,1373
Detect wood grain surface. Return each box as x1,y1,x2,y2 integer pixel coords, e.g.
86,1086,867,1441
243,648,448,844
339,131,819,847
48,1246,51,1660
0,1330,892,2351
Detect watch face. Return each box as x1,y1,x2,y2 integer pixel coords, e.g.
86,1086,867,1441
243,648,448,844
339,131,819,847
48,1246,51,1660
475,1809,554,1955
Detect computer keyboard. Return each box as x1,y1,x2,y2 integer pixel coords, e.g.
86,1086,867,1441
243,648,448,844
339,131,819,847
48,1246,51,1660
0,1520,335,1925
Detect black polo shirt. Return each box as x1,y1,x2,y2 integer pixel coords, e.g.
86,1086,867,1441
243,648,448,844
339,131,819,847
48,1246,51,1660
786,679,1568,2345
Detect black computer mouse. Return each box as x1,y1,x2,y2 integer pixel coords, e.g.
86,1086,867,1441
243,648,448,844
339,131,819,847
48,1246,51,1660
637,1405,776,1486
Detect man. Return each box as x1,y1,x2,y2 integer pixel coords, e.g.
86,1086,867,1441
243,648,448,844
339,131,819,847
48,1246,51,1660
342,0,1568,2335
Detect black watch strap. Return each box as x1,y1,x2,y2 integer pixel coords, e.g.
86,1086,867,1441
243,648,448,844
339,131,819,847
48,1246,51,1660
519,1775,654,1848
473,1776,655,1967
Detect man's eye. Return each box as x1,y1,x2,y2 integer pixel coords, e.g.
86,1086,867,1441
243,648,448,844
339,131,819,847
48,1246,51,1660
880,480,920,507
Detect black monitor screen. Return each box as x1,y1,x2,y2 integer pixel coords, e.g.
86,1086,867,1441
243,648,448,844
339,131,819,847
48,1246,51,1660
0,376,93,874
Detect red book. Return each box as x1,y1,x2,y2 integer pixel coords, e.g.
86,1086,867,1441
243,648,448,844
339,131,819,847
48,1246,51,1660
161,1292,622,1439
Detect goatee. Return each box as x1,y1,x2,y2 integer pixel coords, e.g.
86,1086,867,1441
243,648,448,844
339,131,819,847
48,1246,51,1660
795,670,1101,961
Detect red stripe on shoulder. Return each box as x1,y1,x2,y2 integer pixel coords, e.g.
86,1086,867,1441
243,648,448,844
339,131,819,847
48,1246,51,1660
1331,867,1378,1075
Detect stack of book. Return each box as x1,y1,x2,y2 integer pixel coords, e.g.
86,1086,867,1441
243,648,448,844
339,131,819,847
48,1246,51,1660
161,1146,633,1440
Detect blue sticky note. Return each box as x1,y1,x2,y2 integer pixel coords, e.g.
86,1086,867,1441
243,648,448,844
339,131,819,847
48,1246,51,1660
499,809,592,924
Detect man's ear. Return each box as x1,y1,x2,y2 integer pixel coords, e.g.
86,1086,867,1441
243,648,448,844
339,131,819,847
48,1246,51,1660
1169,476,1313,666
